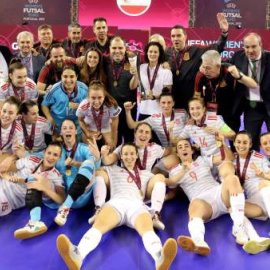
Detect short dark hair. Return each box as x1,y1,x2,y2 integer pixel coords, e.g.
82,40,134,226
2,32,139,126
19,100,38,115
159,87,174,101
93,17,107,25
46,141,62,155
234,130,253,143
260,132,270,144
171,25,187,36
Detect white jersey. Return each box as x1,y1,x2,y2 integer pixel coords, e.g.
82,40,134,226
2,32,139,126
21,116,53,152
144,109,188,147
180,114,225,157
0,78,38,103
1,120,24,153
0,155,63,210
233,151,270,198
169,156,219,201
76,100,122,132
105,165,153,200
114,142,165,171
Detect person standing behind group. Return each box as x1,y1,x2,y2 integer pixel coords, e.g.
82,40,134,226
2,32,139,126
62,23,88,58
13,31,45,82
230,33,270,151
139,41,172,119
85,17,113,55
166,13,228,110
79,47,107,86
104,36,138,145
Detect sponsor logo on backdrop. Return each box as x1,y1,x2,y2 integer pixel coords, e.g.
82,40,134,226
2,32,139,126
23,0,45,22
222,1,242,27
117,0,151,16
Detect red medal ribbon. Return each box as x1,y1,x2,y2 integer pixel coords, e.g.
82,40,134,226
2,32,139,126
147,64,160,91
124,165,142,191
21,119,36,151
110,59,125,86
236,151,252,185
13,85,26,102
91,105,103,131
172,46,189,72
63,141,78,171
195,113,207,127
0,120,16,150
138,147,148,170
61,83,78,102
162,110,175,142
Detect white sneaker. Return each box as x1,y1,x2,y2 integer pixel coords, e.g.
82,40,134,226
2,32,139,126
232,225,249,245
177,235,211,256
14,220,47,240
156,238,177,270
54,206,70,226
243,237,270,254
57,234,82,270
88,206,101,225
152,212,165,231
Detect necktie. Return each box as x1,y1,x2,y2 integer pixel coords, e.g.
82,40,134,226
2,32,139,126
251,60,258,83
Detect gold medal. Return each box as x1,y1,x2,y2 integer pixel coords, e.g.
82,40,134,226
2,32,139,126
216,141,222,148
140,190,144,197
113,81,118,87
66,169,72,176
176,70,180,76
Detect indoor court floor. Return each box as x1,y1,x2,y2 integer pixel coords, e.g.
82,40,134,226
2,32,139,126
1,194,270,270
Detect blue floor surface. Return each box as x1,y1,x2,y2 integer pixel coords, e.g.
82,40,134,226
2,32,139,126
1,195,270,270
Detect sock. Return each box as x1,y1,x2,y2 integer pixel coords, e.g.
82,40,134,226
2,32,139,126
93,176,107,208
142,230,162,262
62,195,74,208
229,193,245,227
188,217,205,242
243,216,259,240
150,182,166,213
260,186,270,218
30,206,41,222
77,227,102,259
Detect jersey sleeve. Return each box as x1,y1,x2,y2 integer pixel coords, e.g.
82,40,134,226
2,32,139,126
110,106,122,118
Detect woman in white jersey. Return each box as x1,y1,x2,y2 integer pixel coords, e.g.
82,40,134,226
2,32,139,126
89,122,171,229
57,142,177,270
0,97,24,173
125,88,188,147
76,81,121,149
169,138,270,255
19,99,53,153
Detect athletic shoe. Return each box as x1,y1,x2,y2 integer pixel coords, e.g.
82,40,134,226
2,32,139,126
156,238,177,270
152,212,165,230
177,235,211,256
243,237,270,254
88,206,101,225
57,234,82,270
54,206,70,226
232,225,249,245
14,220,47,240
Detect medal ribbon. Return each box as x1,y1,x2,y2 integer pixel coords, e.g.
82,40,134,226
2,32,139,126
91,105,103,131
110,58,125,85
138,147,148,170
124,165,142,191
172,46,189,72
0,120,16,150
63,141,78,171
162,110,175,142
236,151,252,185
12,85,26,102
147,64,160,91
21,119,36,151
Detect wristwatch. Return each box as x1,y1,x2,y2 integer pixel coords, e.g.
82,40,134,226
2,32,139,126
237,72,244,81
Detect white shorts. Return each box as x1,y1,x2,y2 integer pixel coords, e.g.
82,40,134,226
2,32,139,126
193,185,228,221
0,179,26,216
106,197,149,228
246,191,267,220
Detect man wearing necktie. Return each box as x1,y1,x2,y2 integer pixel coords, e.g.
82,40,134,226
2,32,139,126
13,31,45,83
230,33,270,151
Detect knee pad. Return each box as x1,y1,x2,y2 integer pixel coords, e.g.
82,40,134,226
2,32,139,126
68,174,89,201
25,189,42,210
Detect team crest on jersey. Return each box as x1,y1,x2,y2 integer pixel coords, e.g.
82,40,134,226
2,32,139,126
117,0,151,17
174,119,180,125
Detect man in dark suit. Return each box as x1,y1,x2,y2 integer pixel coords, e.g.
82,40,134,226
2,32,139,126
13,31,45,82
230,33,270,150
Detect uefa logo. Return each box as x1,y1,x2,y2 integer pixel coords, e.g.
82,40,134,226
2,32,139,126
117,0,151,17
28,0,39,3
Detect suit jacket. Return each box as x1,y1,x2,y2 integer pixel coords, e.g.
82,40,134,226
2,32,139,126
230,50,270,117
0,45,12,64
12,52,45,82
